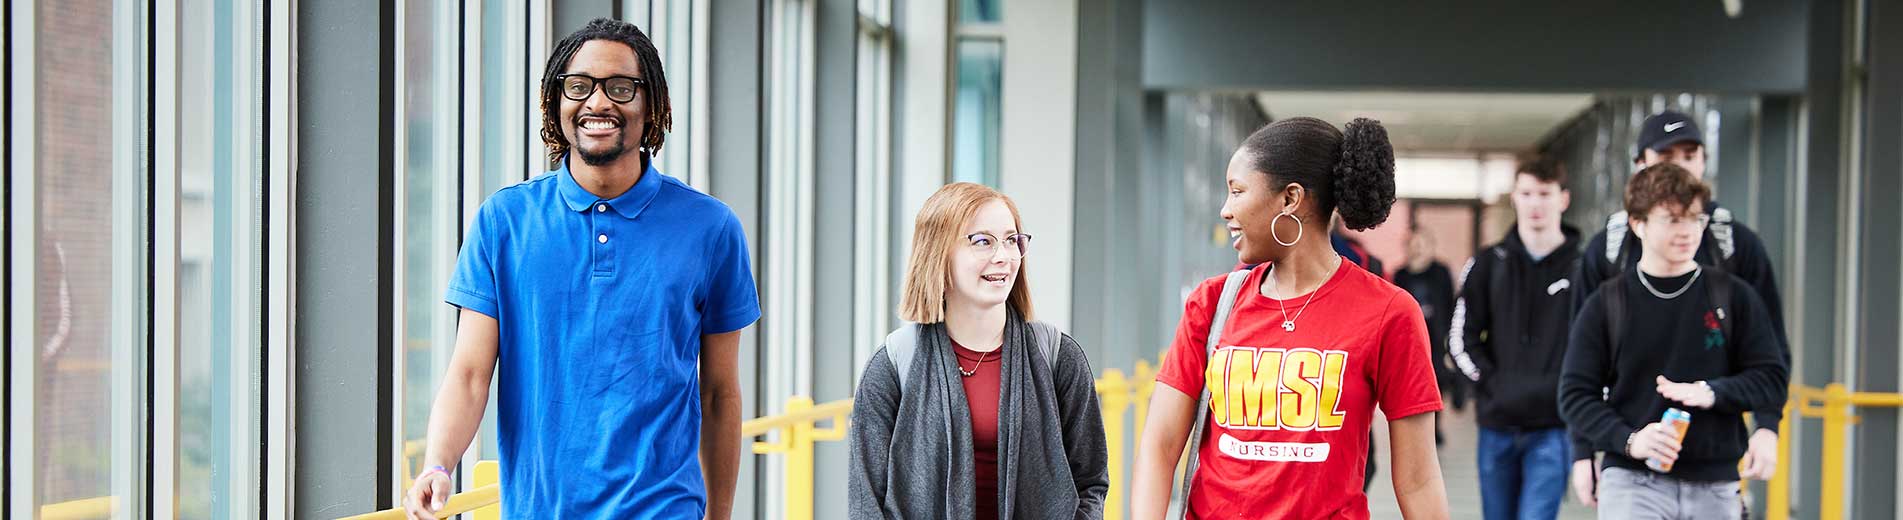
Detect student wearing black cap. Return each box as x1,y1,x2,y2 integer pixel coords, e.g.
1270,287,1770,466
1566,110,1789,508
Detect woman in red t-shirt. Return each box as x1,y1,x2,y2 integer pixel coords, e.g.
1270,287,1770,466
1130,117,1450,519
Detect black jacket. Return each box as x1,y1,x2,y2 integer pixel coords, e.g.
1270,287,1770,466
1449,225,1583,430
1558,270,1788,482
1394,261,1456,356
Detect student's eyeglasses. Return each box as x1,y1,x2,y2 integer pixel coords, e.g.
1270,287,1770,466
967,233,1032,258
556,74,646,104
1651,214,1711,229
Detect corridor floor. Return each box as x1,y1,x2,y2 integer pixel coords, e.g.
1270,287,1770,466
1364,403,1598,519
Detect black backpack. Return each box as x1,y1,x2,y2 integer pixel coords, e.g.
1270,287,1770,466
1599,267,1734,361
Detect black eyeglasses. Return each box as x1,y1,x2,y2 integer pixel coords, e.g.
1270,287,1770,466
556,74,646,103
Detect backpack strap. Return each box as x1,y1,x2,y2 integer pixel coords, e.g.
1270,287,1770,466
1168,270,1252,520
1600,276,1628,365
1710,207,1737,261
1488,246,1510,309
888,321,1062,394
886,323,921,392
1706,269,1734,344
1605,211,1630,271
1028,321,1062,374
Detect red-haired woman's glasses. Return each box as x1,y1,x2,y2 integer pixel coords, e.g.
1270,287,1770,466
967,233,1032,258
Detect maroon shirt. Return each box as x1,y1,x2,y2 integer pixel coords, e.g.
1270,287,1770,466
953,340,1002,520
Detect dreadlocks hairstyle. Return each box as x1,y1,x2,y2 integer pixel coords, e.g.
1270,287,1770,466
539,18,673,164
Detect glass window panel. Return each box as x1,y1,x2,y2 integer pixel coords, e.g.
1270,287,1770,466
474,0,528,462
176,0,262,518
32,0,145,517
481,0,528,196
852,0,894,380
951,39,1002,187
647,0,695,181
400,0,462,494
959,0,999,24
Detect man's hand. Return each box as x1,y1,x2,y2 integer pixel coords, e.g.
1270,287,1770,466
1571,459,1598,507
1740,429,1778,480
403,469,452,520
1656,376,1715,409
1627,422,1683,466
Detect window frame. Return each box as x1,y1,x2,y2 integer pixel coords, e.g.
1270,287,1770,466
851,0,894,382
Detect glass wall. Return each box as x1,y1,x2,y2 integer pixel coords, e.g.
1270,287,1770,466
468,0,536,467
25,0,148,518
624,0,709,187
852,0,895,378
951,0,1002,187
398,0,464,499
480,0,531,195
175,0,264,517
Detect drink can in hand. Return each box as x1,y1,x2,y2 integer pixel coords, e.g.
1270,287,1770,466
1646,408,1693,472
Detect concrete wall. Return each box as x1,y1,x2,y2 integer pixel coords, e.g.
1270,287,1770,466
1853,1,1902,517
997,0,1079,330
294,0,395,514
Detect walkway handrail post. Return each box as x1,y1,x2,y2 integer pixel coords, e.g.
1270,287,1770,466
472,460,501,520
751,396,817,520
1820,383,1850,520
1097,369,1131,520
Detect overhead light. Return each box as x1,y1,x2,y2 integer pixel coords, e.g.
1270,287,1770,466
1722,0,1742,18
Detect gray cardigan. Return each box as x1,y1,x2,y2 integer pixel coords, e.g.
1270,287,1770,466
847,317,1109,520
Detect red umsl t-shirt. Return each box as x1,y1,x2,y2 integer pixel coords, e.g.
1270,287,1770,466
1156,261,1442,520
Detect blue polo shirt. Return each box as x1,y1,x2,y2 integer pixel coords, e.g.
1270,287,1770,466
445,160,760,519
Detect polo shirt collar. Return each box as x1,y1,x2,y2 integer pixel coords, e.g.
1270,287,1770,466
556,155,663,220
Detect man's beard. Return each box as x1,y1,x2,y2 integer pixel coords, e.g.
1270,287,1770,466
577,139,628,166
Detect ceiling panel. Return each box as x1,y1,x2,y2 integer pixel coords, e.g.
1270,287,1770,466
1252,91,1595,153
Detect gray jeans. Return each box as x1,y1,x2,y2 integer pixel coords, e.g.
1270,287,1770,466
1598,466,1743,520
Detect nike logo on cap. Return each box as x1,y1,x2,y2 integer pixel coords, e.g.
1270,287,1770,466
1663,121,1687,132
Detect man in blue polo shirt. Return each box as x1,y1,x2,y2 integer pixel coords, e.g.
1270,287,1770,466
404,18,760,520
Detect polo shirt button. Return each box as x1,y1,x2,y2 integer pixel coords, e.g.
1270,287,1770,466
596,204,607,212
598,234,608,244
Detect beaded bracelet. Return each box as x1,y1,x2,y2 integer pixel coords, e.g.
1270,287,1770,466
417,465,450,482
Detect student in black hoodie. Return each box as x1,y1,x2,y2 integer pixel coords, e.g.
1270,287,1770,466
1449,158,1580,520
1558,163,1787,520
1569,111,1788,506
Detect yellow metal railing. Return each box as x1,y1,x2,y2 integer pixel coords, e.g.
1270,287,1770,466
745,396,855,520
340,399,855,520
1095,357,1165,520
40,496,115,520
47,370,1903,520
1765,382,1903,520
339,353,1167,520
340,460,500,520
